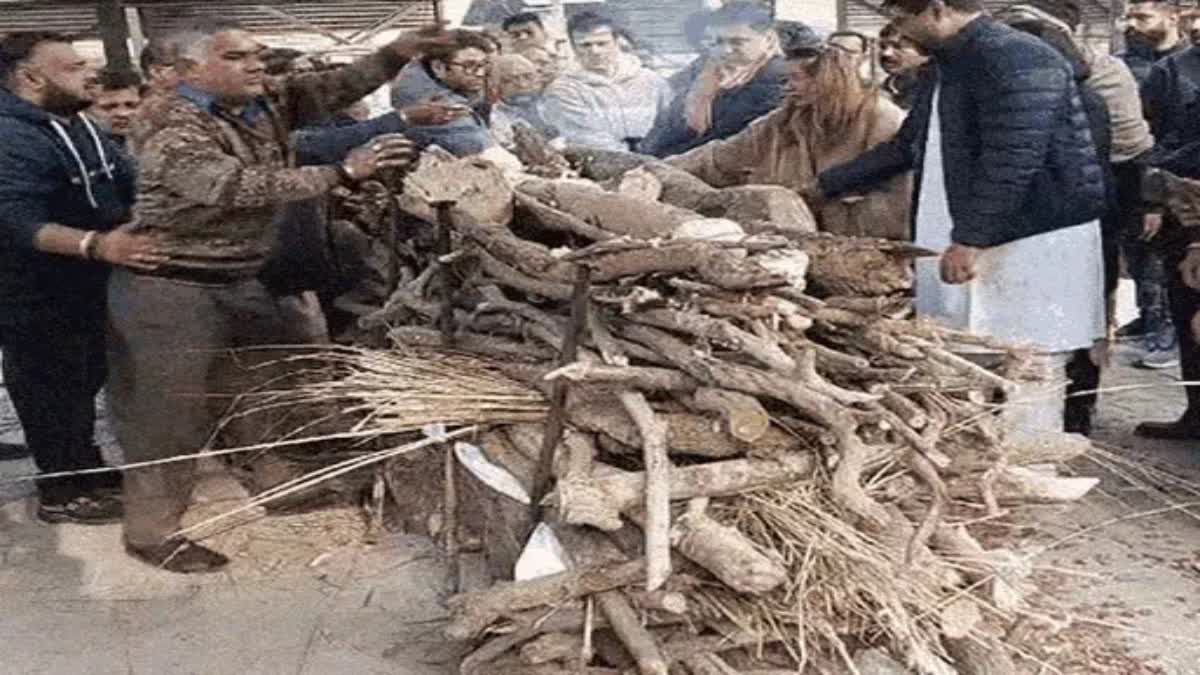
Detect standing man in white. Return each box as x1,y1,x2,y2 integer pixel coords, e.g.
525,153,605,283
814,0,1108,433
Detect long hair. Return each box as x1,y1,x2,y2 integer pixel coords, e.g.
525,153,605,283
790,47,876,141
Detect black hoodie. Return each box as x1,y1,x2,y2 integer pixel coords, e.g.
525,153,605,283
0,88,136,332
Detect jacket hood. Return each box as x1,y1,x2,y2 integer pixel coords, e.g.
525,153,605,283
0,87,119,210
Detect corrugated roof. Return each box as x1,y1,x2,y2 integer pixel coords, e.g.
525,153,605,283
0,1,437,37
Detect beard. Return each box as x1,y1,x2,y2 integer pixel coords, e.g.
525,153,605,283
1132,24,1170,46
42,81,92,116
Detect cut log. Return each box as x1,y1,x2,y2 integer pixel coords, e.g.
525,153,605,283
617,165,665,201
514,190,616,241
545,362,698,392
627,590,690,615
690,388,771,443
445,559,646,640
680,652,742,675
949,466,1099,504
670,498,787,595
564,145,654,181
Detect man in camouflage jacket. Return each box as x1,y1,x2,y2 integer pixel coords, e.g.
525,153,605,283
109,19,456,573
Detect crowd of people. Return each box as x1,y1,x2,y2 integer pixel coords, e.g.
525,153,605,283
2,0,1200,573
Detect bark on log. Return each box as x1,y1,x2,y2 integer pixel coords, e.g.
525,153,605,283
627,590,690,615
618,390,673,591
477,248,575,300
694,185,817,236
389,326,554,361
630,309,796,373
545,361,699,392
670,498,787,595
445,559,647,640
949,466,1099,504
564,145,654,181
680,652,742,675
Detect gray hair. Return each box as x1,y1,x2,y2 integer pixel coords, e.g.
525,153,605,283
170,17,245,63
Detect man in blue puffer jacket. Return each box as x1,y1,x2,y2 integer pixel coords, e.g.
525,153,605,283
816,0,1107,434
0,33,166,523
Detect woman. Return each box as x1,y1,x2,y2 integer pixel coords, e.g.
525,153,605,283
642,2,789,158
667,42,912,241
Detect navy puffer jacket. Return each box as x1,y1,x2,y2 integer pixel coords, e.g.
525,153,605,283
820,17,1106,248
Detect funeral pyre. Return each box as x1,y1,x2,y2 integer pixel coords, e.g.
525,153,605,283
221,138,1100,675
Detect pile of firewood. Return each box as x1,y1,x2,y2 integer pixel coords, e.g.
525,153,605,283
259,141,1101,674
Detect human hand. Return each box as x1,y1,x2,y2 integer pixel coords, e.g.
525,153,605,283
1142,212,1164,241
940,244,979,285
343,134,418,180
95,226,170,271
401,96,471,126
1180,247,1200,290
389,24,458,61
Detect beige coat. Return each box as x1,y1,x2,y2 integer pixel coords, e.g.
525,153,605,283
667,95,913,241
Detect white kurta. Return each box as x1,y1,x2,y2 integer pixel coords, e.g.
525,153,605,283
913,85,1105,354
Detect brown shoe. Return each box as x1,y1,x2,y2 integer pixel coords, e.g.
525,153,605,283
124,537,229,574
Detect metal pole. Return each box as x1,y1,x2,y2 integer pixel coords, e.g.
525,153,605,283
96,0,133,71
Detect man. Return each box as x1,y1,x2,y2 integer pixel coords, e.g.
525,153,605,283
520,44,561,90
1115,0,1188,367
878,20,930,109
503,12,549,52
139,38,180,95
816,0,1107,434
88,68,143,142
390,29,495,157
542,12,672,152
110,19,444,573
489,53,560,149
996,0,1155,433
1133,36,1200,438
1122,0,1188,84
642,2,788,158
0,33,165,522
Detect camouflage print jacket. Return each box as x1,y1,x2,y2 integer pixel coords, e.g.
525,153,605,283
129,47,409,281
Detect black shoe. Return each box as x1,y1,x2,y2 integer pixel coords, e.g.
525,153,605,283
1115,317,1147,339
1134,417,1200,440
37,494,123,525
84,471,123,497
0,442,29,461
125,537,230,574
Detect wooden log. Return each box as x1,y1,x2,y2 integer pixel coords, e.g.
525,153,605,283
552,455,815,515
596,590,670,675
618,390,673,591
389,326,554,362
948,466,1099,504
445,559,646,640
456,220,576,284
545,362,699,392
518,177,702,238
515,190,616,241
400,148,514,226
695,184,817,236
670,498,786,595
477,248,575,300
627,590,690,615
630,308,796,373
690,388,771,443
564,145,654,181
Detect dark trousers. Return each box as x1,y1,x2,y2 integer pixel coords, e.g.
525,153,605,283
1115,160,1171,345
107,271,290,547
1166,253,1200,419
1,322,112,503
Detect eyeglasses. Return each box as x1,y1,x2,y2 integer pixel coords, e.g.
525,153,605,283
447,61,489,75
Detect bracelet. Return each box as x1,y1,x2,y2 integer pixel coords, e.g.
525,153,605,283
78,231,98,260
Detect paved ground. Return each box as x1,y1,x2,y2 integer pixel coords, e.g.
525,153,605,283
1,283,1198,674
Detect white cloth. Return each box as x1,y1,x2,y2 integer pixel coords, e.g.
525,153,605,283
913,85,1105,353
